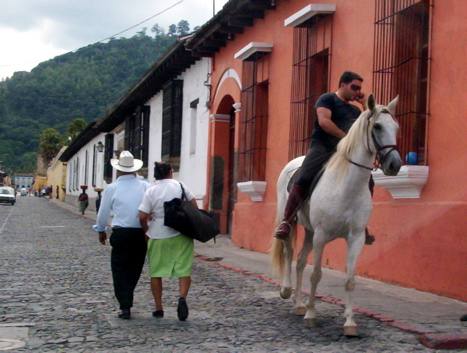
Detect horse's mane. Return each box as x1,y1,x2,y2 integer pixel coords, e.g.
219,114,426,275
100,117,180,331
325,109,374,176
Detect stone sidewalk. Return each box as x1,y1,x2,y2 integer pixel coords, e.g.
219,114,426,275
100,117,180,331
51,198,467,350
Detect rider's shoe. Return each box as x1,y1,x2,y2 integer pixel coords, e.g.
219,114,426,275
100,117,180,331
275,184,307,240
275,221,293,240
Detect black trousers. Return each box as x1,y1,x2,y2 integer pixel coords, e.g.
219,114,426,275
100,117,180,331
296,141,375,195
109,228,147,310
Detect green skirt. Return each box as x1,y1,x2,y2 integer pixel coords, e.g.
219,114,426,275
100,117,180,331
147,235,194,278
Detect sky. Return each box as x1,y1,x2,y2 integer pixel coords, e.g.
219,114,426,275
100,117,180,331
0,0,229,80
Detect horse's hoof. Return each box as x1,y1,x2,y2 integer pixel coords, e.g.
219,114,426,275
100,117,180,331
293,306,307,316
280,287,292,299
343,325,358,337
304,318,317,328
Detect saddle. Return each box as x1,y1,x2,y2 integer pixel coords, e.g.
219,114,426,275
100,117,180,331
287,166,325,198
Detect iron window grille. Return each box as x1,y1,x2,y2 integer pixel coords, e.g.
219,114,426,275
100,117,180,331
103,133,114,183
289,16,332,160
162,80,184,171
84,150,89,187
92,144,97,187
373,0,431,165
124,105,150,167
238,57,269,182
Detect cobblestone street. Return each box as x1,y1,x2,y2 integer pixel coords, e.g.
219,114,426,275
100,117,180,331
0,198,441,352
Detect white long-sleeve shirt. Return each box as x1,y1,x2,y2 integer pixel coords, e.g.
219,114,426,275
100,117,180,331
93,175,149,232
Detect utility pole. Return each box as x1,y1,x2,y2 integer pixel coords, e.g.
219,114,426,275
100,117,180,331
213,0,215,16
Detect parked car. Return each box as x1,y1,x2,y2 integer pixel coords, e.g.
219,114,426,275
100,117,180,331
20,188,28,196
0,186,16,205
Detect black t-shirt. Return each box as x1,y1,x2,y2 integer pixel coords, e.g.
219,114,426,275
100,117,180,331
312,93,361,149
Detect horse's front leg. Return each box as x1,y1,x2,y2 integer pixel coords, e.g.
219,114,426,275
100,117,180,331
343,230,365,336
294,229,313,315
280,234,294,299
304,229,326,327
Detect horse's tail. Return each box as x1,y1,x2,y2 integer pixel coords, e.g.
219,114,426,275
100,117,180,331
271,156,303,276
271,226,296,276
271,237,284,276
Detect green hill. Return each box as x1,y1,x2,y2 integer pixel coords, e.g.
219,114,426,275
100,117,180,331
0,30,177,173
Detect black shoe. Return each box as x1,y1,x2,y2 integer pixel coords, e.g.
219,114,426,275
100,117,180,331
152,310,164,318
118,308,131,320
177,297,189,321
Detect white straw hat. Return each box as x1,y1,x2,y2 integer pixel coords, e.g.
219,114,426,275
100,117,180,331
110,151,143,172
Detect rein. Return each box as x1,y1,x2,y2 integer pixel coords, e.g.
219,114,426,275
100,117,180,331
346,110,398,171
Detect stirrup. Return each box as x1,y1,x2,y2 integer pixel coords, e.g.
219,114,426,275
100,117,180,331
275,221,292,240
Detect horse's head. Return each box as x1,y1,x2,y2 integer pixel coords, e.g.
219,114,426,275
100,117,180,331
367,95,402,176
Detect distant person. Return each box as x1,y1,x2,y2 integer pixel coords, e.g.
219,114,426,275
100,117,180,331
139,162,197,321
56,185,60,199
95,188,103,214
78,188,89,215
93,151,149,320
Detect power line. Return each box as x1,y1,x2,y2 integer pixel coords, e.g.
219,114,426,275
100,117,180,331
95,0,184,44
0,1,184,69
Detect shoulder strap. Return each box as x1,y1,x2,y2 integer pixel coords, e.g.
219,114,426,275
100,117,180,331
179,182,187,201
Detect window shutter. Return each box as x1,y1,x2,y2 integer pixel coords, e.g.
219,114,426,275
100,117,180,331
142,105,150,167
104,133,114,182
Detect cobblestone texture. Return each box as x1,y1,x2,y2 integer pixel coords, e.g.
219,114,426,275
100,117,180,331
0,198,441,352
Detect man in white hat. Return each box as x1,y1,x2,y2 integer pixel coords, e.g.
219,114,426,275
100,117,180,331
93,151,149,319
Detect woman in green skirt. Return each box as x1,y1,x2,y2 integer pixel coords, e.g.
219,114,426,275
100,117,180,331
139,162,198,321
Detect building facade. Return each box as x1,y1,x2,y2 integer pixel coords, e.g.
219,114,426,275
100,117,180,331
14,175,34,190
186,0,467,300
47,146,67,201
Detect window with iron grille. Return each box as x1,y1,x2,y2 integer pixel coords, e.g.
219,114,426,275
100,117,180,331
84,150,89,186
92,144,97,187
289,16,332,160
124,105,150,167
238,58,269,182
103,133,114,182
373,0,430,165
162,80,183,170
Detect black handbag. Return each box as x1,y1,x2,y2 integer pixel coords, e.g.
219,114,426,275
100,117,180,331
164,183,220,242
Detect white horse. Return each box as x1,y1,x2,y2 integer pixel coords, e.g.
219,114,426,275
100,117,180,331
272,95,402,336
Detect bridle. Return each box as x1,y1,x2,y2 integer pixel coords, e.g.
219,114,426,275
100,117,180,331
347,109,398,171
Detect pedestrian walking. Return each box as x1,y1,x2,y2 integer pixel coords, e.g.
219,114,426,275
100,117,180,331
139,161,197,321
94,188,103,214
78,187,89,215
93,151,149,320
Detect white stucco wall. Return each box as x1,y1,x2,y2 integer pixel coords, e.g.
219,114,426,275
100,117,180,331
65,133,106,198
147,92,163,174
179,58,211,203
146,58,211,206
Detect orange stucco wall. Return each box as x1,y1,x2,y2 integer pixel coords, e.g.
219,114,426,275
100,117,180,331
207,0,467,300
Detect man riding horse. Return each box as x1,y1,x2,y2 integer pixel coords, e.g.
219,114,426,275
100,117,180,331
275,71,375,245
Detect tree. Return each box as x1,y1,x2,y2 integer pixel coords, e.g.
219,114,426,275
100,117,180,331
168,24,177,36
151,23,165,37
0,32,176,173
39,128,63,162
177,20,190,36
136,27,147,37
67,118,87,141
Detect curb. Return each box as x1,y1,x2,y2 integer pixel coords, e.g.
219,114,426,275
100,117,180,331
196,254,467,350
418,333,467,350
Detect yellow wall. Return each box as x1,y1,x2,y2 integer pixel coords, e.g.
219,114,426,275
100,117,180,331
47,162,67,201
33,176,48,193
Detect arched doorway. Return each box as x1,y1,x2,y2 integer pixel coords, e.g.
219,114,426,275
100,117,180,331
210,95,236,234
